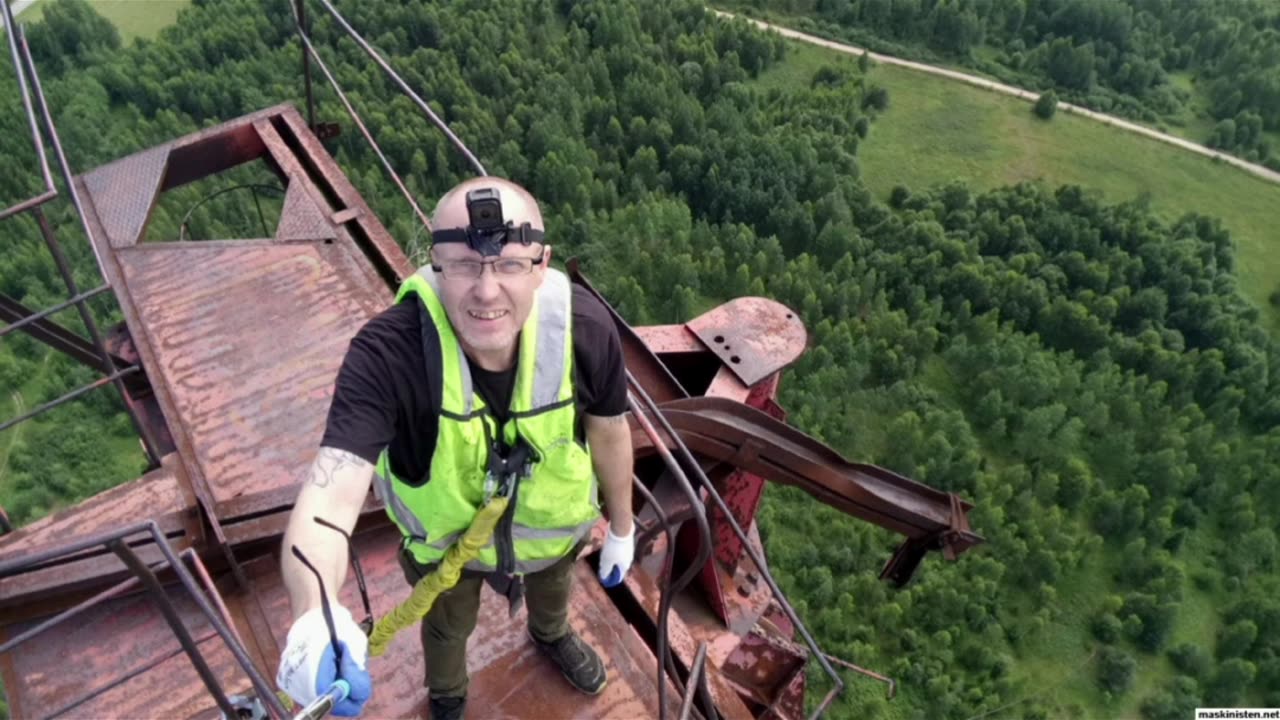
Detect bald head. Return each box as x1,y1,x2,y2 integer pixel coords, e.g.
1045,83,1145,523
431,176,544,234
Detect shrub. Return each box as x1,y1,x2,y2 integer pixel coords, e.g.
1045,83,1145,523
1034,90,1059,120
1098,646,1138,694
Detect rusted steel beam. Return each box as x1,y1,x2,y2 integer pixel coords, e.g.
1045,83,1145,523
632,396,984,578
0,285,112,340
274,107,414,283
0,289,127,373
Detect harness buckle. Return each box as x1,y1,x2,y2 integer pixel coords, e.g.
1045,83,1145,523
484,439,537,503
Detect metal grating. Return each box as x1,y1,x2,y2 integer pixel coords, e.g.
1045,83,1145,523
274,181,336,241
82,143,171,248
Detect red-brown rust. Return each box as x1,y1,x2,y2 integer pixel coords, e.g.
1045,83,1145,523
114,241,386,511
632,323,706,354
632,397,982,556
0,579,247,718
686,297,808,388
624,540,758,720
0,464,189,610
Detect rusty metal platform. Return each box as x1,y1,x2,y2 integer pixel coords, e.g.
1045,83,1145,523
245,527,682,719
0,105,412,603
0,456,193,614
75,105,409,542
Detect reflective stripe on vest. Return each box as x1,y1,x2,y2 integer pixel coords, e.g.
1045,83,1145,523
373,453,428,542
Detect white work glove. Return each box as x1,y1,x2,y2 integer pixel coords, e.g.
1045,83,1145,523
277,604,372,716
598,525,635,587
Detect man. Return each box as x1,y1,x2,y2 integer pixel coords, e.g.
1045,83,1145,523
276,177,636,719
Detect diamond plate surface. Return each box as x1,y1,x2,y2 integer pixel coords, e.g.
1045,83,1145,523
274,181,336,241
82,143,171,248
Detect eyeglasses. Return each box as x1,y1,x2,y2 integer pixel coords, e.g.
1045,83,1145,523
432,255,544,279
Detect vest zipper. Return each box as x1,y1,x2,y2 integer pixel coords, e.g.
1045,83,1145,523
482,414,519,576
496,475,519,575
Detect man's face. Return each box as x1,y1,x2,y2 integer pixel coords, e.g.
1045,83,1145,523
430,242,549,363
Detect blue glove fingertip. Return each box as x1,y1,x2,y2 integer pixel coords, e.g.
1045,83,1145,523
318,642,372,717
601,566,623,587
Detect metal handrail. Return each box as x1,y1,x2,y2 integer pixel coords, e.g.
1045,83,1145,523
0,16,163,465
625,370,847,719
0,520,290,719
0,284,112,340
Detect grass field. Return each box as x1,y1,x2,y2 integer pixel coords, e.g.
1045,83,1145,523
755,42,1280,337
19,0,189,43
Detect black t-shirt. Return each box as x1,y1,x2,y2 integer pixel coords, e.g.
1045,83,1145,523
321,283,627,485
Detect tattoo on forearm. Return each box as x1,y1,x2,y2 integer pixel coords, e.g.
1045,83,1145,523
308,447,371,488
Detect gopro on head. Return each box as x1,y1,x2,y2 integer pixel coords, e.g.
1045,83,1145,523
466,188,504,232
430,184,546,256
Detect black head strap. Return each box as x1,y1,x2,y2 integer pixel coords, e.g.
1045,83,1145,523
431,223,545,256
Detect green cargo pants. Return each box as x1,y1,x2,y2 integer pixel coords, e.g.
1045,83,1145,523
398,547,579,699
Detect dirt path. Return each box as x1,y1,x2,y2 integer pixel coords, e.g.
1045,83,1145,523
0,390,27,489
717,10,1280,187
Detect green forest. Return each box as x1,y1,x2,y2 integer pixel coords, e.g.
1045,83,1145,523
721,0,1280,170
2,1,1279,718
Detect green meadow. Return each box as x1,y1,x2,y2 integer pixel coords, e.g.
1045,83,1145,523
19,0,189,43
756,41,1280,337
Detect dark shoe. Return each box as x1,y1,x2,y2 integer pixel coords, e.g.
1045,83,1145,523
531,629,608,695
429,694,466,720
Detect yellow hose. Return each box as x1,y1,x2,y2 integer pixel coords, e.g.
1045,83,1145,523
368,496,509,657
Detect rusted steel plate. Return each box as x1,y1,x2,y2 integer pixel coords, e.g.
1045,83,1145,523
244,525,677,719
722,628,807,717
686,297,807,388
82,143,171,248
113,241,389,515
0,462,191,610
0,578,249,720
631,323,704,354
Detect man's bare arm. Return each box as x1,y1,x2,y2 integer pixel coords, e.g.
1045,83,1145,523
281,447,375,620
584,413,634,535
